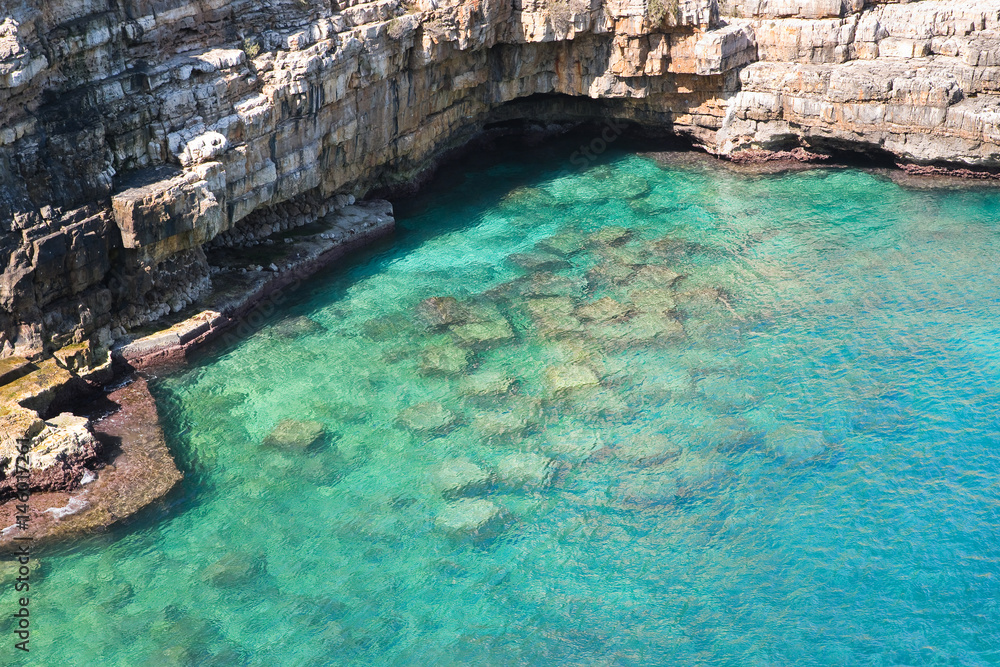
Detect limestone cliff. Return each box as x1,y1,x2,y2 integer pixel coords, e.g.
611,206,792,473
2,0,999,359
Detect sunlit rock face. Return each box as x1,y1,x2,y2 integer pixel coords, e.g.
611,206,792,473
2,0,999,356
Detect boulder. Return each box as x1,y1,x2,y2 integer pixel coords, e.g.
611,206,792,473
0,412,102,498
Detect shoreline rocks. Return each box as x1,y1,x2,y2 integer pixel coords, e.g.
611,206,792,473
0,377,182,548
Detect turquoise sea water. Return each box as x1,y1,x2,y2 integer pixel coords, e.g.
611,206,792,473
6,141,1000,665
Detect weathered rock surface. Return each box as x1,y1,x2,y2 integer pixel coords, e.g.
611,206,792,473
3,0,998,360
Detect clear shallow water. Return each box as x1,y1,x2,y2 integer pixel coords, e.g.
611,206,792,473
7,143,1000,665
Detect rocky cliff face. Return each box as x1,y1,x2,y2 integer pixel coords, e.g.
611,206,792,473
2,0,999,359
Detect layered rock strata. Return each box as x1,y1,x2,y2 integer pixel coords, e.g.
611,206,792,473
2,0,1000,360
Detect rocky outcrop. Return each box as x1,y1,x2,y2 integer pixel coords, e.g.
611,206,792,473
0,411,102,499
2,0,1000,359
0,376,183,546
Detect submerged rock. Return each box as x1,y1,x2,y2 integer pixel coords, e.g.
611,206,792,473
613,174,651,199
593,312,685,347
697,374,756,409
419,345,470,375
617,453,729,506
545,364,600,393
203,552,266,588
613,433,682,466
588,226,632,246
397,402,456,432
544,427,604,461
766,426,827,463
460,370,516,396
629,265,682,290
361,313,413,341
627,288,677,314
586,262,637,288
471,398,541,439
495,452,554,489
263,419,327,450
415,296,471,328
536,231,588,257
524,297,582,335
435,498,503,535
507,252,571,272
674,287,726,314
595,246,650,268
517,272,587,298
616,470,680,507
430,459,492,497
651,237,705,262
559,386,632,421
575,297,630,323
272,315,326,339
450,319,515,348
672,454,730,497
